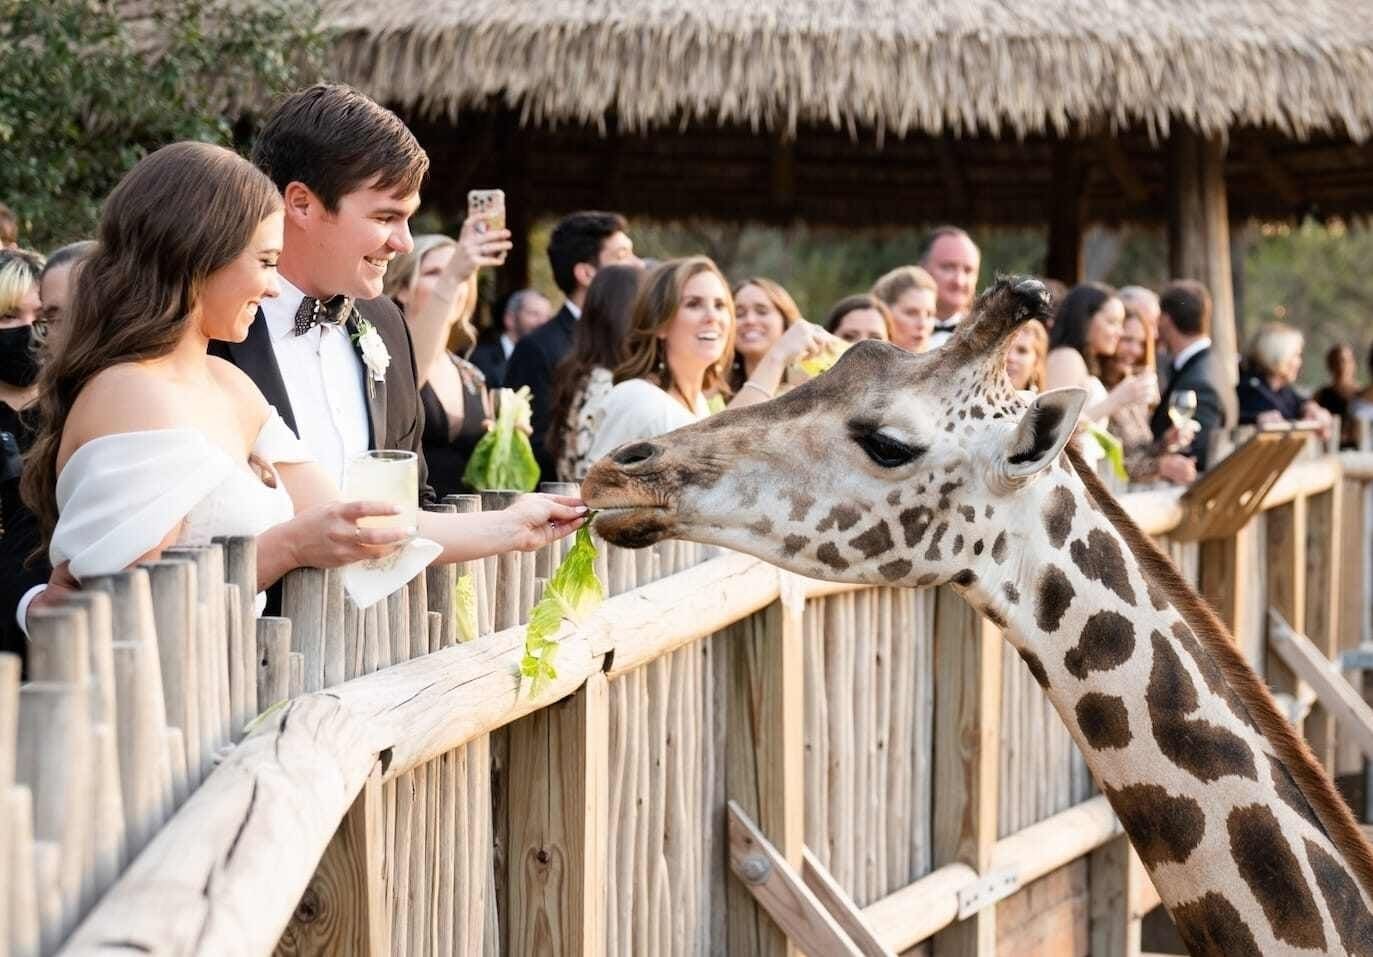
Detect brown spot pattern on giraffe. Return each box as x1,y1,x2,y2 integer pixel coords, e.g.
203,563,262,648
952,533,964,553
878,559,912,582
817,504,861,533
1227,804,1326,949
1069,528,1137,605
1270,760,1325,834
1019,649,1050,688
1064,610,1134,678
1002,582,1019,604
916,572,938,586
782,534,809,558
899,506,934,548
788,493,815,523
991,530,1007,563
849,521,894,558
816,542,848,571
1145,576,1170,611
1075,692,1132,749
1103,782,1205,867
748,517,774,536
1170,892,1263,957
1305,838,1373,956
1036,565,1075,632
924,521,948,561
1146,631,1257,783
1041,485,1076,548
1171,621,1261,732
959,505,976,523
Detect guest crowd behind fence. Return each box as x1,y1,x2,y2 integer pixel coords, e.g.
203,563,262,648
870,265,936,352
919,226,980,347
504,211,637,478
470,289,552,388
826,294,893,343
383,233,495,499
1151,280,1233,469
547,262,646,482
1236,322,1333,441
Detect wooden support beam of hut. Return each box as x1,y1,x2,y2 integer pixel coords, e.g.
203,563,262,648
506,672,609,954
725,599,805,956
1044,141,1086,284
1097,137,1149,206
1167,126,1239,427
930,587,1000,956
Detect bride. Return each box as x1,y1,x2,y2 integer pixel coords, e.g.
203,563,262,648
22,142,584,599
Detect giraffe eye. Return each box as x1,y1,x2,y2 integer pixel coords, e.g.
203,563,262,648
855,431,923,468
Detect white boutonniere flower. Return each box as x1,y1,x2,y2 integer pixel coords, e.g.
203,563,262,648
353,319,391,382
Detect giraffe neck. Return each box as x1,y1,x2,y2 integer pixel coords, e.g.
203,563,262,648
958,462,1373,955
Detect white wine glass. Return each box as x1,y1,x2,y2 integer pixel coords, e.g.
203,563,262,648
342,450,418,538
1167,390,1198,452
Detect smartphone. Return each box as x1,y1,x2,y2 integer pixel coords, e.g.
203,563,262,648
467,189,506,234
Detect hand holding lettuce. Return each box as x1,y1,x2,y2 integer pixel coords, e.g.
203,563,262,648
463,386,540,492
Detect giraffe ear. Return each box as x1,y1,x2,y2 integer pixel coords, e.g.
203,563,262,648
997,387,1088,487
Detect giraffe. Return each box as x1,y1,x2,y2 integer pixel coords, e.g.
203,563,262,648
582,277,1373,955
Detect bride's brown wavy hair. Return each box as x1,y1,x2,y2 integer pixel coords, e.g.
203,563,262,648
23,141,282,543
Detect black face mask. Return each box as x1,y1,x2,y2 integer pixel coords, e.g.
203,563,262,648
0,324,40,388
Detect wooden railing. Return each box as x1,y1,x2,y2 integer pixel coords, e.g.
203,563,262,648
4,451,1372,956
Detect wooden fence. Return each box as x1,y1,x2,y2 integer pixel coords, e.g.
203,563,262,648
3,451,1373,956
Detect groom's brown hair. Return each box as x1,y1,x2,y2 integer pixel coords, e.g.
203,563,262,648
252,83,428,210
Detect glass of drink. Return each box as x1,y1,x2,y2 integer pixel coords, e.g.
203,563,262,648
342,450,418,537
1167,390,1198,452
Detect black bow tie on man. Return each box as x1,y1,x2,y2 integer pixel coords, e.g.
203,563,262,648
293,294,355,336
932,320,959,335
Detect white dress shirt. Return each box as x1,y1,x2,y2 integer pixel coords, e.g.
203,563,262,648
928,313,964,350
1171,336,1212,371
499,334,516,359
261,278,371,487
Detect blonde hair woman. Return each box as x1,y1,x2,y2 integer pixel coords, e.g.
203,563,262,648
729,277,841,405
1004,318,1048,392
385,234,494,498
871,265,937,352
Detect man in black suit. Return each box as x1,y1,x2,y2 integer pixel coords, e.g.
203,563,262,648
470,288,552,387
1150,279,1234,470
504,212,636,478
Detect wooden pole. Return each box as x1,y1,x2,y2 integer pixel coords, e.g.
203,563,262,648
257,617,293,710
929,586,1000,956
1044,141,1086,284
1168,125,1239,427
215,535,258,729
507,672,610,954
143,560,199,784
725,598,804,957
1303,485,1342,769
1266,497,1309,729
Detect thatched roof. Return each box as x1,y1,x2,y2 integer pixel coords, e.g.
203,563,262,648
325,0,1373,142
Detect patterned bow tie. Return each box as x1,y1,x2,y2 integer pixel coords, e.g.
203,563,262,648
293,294,354,336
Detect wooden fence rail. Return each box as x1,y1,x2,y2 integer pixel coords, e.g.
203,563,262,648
1,452,1370,956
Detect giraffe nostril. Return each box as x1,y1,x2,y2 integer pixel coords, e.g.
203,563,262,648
611,442,661,468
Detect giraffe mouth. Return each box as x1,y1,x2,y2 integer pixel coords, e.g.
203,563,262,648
590,504,677,549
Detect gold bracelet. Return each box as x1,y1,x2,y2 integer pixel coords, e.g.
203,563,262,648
741,380,774,399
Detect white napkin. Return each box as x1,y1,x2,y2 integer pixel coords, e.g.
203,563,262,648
342,536,443,609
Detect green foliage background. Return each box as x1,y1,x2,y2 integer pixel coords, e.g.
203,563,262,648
0,0,328,249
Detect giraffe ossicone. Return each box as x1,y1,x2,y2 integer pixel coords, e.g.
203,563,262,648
583,276,1373,955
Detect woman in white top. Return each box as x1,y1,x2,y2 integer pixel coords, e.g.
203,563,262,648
21,142,414,593
1044,283,1158,437
585,257,737,464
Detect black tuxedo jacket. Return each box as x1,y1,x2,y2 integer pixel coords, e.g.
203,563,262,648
469,339,508,389
502,303,576,479
209,294,433,501
1150,345,1233,471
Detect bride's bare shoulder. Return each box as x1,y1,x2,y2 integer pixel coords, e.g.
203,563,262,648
63,364,195,449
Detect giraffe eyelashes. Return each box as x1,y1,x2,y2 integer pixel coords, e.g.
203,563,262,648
853,431,925,468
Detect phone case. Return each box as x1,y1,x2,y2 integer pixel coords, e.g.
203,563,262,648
468,189,506,232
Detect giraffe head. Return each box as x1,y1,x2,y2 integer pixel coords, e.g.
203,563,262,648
584,276,1086,587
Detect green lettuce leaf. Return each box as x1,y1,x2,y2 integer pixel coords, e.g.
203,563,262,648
520,523,605,696
1086,422,1128,481
454,572,479,643
462,386,541,492
796,340,850,377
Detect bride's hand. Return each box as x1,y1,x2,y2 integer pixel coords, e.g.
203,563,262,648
284,501,411,569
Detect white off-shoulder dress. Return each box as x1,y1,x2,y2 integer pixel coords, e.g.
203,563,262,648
50,409,309,581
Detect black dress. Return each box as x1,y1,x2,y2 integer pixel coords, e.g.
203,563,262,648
420,355,489,500
1,401,47,667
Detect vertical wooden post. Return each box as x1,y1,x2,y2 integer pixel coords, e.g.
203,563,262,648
1303,484,1343,770
1168,125,1239,427
1266,497,1309,727
1044,141,1086,284
930,587,1000,957
278,765,389,955
1336,478,1368,777
506,672,610,954
1088,835,1143,957
726,598,804,957
1199,527,1258,660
